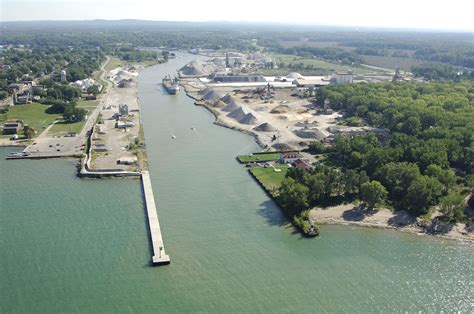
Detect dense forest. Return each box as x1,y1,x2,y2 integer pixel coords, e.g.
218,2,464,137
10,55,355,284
2,21,472,75
277,81,473,227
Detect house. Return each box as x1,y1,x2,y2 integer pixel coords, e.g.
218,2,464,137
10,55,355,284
2,121,23,135
280,151,303,164
14,90,32,104
292,159,313,172
70,78,101,92
8,83,22,93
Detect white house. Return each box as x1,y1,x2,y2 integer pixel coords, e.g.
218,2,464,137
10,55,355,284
280,151,303,164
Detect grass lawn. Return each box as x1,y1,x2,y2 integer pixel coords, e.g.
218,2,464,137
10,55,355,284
104,56,126,71
77,99,99,108
142,60,160,67
269,53,373,75
250,165,288,192
238,152,280,163
362,55,421,72
0,103,61,135
47,120,86,136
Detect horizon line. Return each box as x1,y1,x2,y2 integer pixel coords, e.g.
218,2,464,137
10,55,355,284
1,18,473,33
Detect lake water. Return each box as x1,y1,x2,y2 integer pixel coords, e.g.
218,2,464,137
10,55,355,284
1,55,472,313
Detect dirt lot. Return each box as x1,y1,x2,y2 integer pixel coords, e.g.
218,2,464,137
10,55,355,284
183,79,343,151
90,69,142,171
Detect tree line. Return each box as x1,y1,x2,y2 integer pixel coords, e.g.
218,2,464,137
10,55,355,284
277,81,473,223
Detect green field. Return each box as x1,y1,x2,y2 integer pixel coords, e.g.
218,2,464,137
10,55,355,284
278,40,348,49
362,55,421,72
238,152,280,163
264,53,372,76
77,99,99,108
0,103,61,135
104,56,126,71
141,59,160,67
47,120,86,136
250,165,288,192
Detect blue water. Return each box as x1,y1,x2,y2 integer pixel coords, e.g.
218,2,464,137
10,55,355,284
0,55,472,313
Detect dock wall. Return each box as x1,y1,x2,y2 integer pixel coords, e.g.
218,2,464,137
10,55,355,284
141,170,170,266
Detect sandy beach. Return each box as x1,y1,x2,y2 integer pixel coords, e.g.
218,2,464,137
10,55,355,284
310,204,473,242
178,64,474,243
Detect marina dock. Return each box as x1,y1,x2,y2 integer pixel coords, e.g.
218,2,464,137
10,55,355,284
141,171,170,266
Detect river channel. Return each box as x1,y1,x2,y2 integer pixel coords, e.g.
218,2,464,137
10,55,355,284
0,54,472,313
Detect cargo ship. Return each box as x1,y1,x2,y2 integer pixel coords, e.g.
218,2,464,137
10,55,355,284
162,75,180,94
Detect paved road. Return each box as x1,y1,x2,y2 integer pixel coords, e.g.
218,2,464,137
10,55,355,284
22,57,112,158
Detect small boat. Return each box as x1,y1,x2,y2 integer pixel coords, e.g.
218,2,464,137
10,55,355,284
190,127,195,131
171,135,176,139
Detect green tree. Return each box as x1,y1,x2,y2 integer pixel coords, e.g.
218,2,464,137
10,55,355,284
439,194,465,222
360,180,387,209
63,106,86,123
343,169,360,194
23,125,35,139
306,173,326,205
405,176,443,214
278,178,309,216
468,193,474,209
375,162,420,202
308,141,326,154
425,164,457,193
87,85,100,96
286,167,305,184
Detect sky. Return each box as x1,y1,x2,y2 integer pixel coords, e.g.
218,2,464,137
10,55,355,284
1,0,474,32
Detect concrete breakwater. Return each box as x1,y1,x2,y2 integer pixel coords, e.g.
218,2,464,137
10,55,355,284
79,126,140,178
141,170,170,266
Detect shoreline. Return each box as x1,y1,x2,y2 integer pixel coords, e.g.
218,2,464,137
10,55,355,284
311,204,473,242
81,58,151,176
183,84,268,150
181,82,473,243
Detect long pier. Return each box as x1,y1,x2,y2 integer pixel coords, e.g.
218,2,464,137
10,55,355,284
141,171,170,266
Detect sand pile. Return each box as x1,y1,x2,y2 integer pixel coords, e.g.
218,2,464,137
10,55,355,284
294,128,326,140
211,100,226,108
222,101,240,112
202,88,225,101
180,61,206,76
240,113,258,125
253,122,276,132
270,105,290,114
211,58,225,66
222,94,238,105
110,68,138,84
227,107,246,120
286,72,304,80
296,120,318,127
